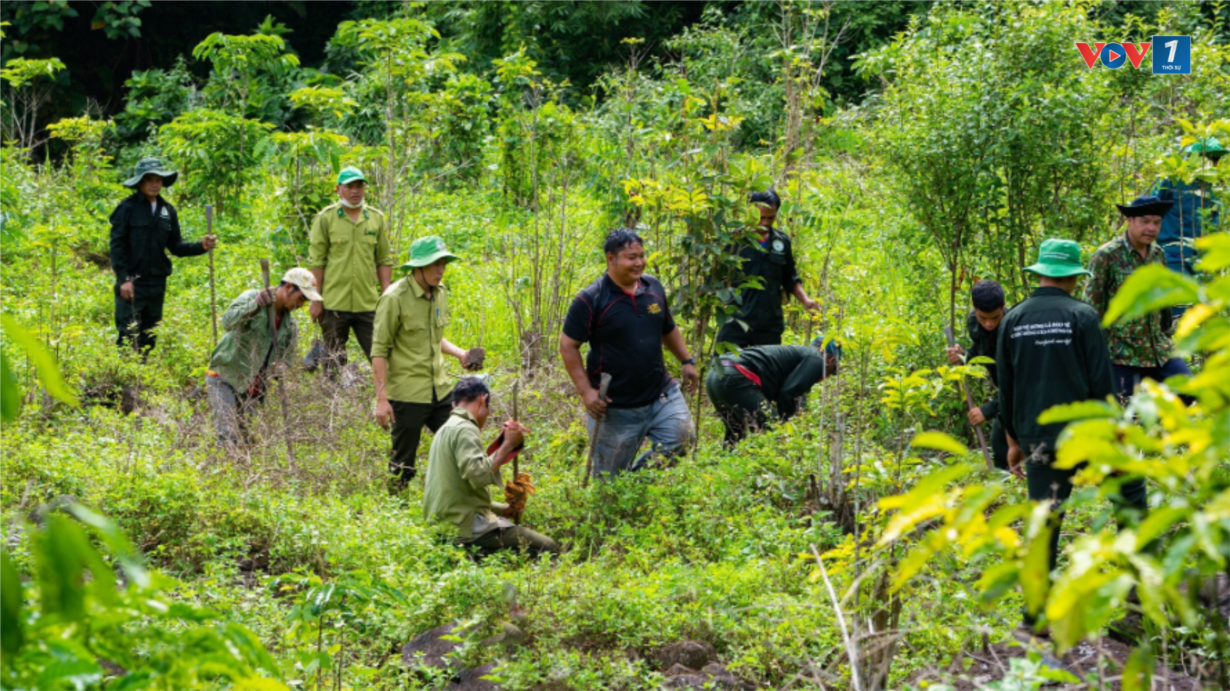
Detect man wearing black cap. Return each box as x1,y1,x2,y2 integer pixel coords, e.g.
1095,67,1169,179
715,189,819,350
704,336,840,446
109,157,218,355
1085,195,1193,400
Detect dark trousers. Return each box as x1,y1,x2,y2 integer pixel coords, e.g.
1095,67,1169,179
705,364,770,446
988,417,1009,471
319,309,375,370
114,279,167,355
1113,359,1194,405
389,393,452,482
460,526,560,559
1024,445,1148,575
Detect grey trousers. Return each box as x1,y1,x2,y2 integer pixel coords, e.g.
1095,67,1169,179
206,375,262,450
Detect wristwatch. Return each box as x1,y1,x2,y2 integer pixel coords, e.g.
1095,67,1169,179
680,357,696,367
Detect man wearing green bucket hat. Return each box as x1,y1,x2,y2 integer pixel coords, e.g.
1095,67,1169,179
306,166,393,372
372,235,482,493
109,157,217,356
997,238,1146,632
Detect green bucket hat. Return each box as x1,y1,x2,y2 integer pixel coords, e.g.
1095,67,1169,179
1184,136,1227,159
337,166,366,186
1022,238,1091,278
402,236,461,269
123,157,178,189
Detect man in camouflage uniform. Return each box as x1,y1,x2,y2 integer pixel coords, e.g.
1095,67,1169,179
1085,195,1192,400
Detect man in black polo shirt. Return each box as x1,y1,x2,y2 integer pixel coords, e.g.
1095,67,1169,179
560,228,700,478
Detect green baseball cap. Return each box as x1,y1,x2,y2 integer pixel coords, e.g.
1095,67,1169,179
122,157,178,188
402,236,461,269
1184,136,1227,159
1022,238,1091,278
337,166,366,186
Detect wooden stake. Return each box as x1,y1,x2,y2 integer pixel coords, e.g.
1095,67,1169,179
582,373,612,488
262,259,296,470
945,326,993,470
206,205,218,349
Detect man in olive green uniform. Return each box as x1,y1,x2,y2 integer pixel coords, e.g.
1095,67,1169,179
307,166,393,371
998,239,1147,627
715,190,820,350
944,280,1011,471
206,268,322,450
110,157,218,356
423,376,558,558
373,236,480,491
705,336,840,446
1084,195,1191,401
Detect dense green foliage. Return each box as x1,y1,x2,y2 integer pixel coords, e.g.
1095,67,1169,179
2,1,1229,689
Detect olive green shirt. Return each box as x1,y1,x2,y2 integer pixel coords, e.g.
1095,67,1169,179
306,202,393,313
422,407,509,540
371,276,453,403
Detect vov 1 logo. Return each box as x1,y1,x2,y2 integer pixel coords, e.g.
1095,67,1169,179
1076,36,1192,74
1075,41,1152,69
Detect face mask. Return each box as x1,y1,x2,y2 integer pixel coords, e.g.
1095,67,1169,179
339,197,364,210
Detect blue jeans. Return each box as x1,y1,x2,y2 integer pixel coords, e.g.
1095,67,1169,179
586,385,695,479
1113,358,1193,404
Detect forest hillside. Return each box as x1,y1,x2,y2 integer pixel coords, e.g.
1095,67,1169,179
1,2,1228,690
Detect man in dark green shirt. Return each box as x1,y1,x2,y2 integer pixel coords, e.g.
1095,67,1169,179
715,190,819,350
997,238,1147,627
705,336,840,446
945,280,1010,470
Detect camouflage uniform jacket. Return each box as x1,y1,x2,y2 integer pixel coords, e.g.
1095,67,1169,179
1083,232,1172,368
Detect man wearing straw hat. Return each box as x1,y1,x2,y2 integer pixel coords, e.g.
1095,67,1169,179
306,166,393,372
109,157,218,355
373,236,482,493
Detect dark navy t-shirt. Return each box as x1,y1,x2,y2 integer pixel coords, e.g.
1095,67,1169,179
562,273,676,409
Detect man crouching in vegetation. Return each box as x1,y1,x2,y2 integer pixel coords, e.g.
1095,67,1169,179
944,280,1010,471
373,236,482,494
998,239,1147,633
110,157,218,357
206,268,321,451
560,228,700,479
705,335,841,446
423,376,558,559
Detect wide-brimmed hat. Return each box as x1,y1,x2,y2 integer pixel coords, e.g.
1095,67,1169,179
337,166,366,186
281,267,323,302
1023,238,1091,278
1184,136,1227,160
123,157,178,189
402,236,461,269
1115,194,1174,218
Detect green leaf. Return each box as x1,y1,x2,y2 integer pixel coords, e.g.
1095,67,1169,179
1,549,24,657
0,349,19,422
910,431,969,456
0,314,78,413
1037,400,1118,425
1103,265,1200,327
1121,644,1153,691
1020,521,1053,617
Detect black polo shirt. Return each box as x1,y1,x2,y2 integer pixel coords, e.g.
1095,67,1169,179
563,273,677,409
715,227,802,348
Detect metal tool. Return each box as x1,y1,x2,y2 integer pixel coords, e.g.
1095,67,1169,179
582,373,613,487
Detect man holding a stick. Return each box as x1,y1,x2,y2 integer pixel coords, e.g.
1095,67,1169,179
560,228,700,480
944,280,1010,471
373,236,483,493
423,376,557,559
109,157,217,356
306,166,393,373
205,268,321,451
